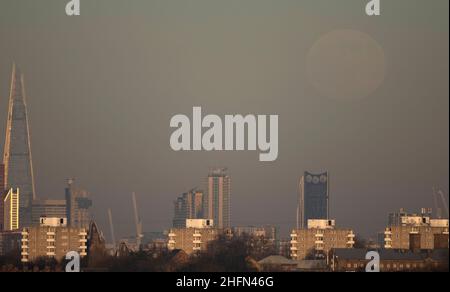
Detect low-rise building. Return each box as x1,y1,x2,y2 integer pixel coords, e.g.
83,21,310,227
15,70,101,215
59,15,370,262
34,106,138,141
21,217,87,263
0,231,21,256
290,219,355,260
331,248,449,272
168,219,221,255
233,225,277,242
384,210,449,250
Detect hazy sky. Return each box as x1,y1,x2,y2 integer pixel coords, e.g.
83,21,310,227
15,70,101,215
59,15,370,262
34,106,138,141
0,0,448,240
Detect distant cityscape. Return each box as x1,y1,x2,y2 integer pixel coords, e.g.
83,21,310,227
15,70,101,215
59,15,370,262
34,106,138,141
0,65,448,272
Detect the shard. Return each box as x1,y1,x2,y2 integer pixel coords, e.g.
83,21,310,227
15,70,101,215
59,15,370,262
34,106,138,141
3,63,36,228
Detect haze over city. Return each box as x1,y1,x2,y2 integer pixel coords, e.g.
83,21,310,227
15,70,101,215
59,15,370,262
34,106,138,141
0,0,448,241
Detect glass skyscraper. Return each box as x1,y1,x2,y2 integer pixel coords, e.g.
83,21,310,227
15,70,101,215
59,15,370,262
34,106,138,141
3,64,36,228
298,171,329,228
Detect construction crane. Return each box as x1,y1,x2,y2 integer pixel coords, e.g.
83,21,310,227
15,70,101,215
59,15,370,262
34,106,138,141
432,187,449,219
132,192,143,249
432,187,443,219
107,208,116,248
437,189,449,218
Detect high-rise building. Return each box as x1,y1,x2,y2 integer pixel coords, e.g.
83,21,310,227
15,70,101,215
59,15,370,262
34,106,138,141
173,189,204,228
297,171,329,229
31,199,67,226
65,179,92,228
3,188,20,231
3,64,36,228
0,164,4,231
206,168,231,229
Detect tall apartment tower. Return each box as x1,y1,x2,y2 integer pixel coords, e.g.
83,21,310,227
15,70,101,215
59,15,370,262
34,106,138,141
205,168,231,229
173,190,204,228
3,64,36,228
297,171,329,229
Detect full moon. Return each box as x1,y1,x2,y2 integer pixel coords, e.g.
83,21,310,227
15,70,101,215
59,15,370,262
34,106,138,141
306,29,386,101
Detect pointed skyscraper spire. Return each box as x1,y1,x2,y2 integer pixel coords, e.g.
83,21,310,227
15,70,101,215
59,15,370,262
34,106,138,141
3,62,36,228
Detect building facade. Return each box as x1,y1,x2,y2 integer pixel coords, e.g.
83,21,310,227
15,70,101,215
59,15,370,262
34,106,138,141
233,226,277,242
2,64,36,228
206,168,231,229
168,219,221,255
65,179,92,228
0,231,21,256
384,211,449,250
290,219,355,260
331,249,449,272
31,199,67,226
3,188,19,231
298,171,329,228
21,217,88,263
173,190,204,228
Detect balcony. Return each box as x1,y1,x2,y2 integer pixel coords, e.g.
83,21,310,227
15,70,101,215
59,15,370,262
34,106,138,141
168,233,176,237
290,240,298,244
290,246,298,251
193,240,202,244
21,252,29,256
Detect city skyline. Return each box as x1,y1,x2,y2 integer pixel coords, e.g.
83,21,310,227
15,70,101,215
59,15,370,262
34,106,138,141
0,0,448,240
